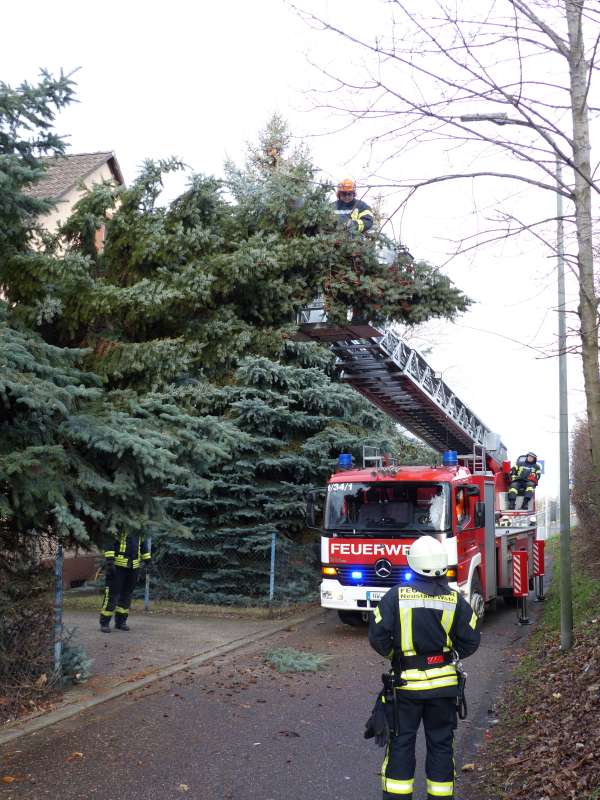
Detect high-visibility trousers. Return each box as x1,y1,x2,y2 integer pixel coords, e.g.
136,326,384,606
99,567,138,625
381,695,457,800
508,479,536,506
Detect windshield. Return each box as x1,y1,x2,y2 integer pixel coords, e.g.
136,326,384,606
324,482,451,534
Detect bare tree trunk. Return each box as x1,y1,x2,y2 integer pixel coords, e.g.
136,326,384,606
565,0,600,510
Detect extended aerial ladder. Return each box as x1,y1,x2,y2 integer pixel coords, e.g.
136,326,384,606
297,298,507,472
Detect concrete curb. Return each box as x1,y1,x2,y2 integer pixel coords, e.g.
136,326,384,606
0,606,325,747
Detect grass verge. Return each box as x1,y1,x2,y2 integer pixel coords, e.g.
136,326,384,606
62,593,319,620
462,533,600,800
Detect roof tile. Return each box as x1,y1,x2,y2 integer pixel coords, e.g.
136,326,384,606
26,152,123,199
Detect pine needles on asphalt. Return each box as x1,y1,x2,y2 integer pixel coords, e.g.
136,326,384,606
265,647,332,673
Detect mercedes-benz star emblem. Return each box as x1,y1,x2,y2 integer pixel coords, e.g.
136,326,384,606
375,558,393,578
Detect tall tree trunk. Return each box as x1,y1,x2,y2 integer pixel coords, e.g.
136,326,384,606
565,0,600,511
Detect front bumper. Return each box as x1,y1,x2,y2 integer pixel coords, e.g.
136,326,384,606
320,578,386,611
320,578,463,610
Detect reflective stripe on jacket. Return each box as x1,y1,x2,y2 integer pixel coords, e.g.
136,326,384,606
332,198,374,232
369,578,480,698
510,463,541,483
104,533,151,569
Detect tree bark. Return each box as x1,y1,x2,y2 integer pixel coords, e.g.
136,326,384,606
565,0,600,511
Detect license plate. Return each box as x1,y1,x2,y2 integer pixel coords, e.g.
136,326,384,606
367,591,386,602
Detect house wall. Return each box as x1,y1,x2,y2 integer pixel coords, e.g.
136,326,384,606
37,162,117,233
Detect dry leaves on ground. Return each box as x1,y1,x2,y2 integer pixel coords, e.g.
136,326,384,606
463,622,600,800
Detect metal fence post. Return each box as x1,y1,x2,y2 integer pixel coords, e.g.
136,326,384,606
144,536,152,612
53,542,63,678
268,532,276,607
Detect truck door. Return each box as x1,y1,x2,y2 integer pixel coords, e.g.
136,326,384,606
484,481,497,599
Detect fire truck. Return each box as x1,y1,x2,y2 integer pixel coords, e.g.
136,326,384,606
300,314,539,626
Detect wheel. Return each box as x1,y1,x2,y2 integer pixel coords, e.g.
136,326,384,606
469,573,486,620
337,610,367,627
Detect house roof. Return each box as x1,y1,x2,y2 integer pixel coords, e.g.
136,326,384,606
26,152,125,200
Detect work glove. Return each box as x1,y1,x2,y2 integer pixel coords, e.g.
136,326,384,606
105,561,116,580
364,693,390,747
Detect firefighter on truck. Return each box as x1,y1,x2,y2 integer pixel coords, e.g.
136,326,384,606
507,451,542,510
365,536,480,800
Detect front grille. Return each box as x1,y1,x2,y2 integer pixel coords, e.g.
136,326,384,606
335,565,403,587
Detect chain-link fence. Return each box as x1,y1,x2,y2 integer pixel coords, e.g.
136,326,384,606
0,534,61,725
148,532,320,609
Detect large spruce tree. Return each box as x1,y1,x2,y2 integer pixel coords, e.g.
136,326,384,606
1,76,469,604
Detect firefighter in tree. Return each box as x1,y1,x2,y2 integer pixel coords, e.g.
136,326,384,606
99,533,151,632
332,177,374,235
507,451,542,510
367,537,480,800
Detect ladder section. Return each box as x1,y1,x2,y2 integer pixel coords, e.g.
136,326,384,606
298,318,506,461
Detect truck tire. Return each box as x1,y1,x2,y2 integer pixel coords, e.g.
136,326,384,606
469,573,485,620
337,610,367,627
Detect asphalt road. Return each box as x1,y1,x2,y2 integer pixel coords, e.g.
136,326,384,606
0,600,542,800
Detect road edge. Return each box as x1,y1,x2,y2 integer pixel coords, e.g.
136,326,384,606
0,607,325,746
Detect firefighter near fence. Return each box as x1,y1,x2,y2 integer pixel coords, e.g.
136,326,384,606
99,533,151,632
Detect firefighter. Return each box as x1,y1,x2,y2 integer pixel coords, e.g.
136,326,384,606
507,451,542,510
99,533,151,632
332,177,374,235
368,536,480,800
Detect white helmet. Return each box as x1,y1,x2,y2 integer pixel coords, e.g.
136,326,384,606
407,536,448,577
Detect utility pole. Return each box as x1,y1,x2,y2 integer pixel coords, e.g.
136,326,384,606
556,157,573,649
459,114,573,648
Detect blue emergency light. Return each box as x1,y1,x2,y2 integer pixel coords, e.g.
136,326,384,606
403,571,414,582
338,453,353,469
442,450,458,467
351,570,363,580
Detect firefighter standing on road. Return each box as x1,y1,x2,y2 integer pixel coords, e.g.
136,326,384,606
368,537,480,800
99,533,151,632
507,451,542,510
332,178,374,235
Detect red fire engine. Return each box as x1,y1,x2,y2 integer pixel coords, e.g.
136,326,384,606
300,316,540,626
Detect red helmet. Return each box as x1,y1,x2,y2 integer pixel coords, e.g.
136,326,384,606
337,177,356,199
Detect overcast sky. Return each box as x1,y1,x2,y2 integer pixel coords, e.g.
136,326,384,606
2,0,591,498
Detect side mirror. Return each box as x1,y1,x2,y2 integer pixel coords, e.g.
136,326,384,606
465,484,480,497
475,501,486,527
305,489,325,530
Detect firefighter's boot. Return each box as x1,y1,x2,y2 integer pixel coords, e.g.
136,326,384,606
115,611,130,631
99,616,111,633
521,497,530,510
507,497,516,510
